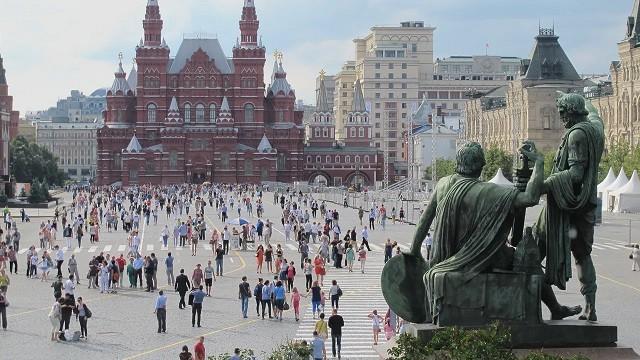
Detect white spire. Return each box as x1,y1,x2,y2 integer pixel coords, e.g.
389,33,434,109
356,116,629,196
257,134,273,153
147,0,158,6
125,134,143,153
221,96,231,112
244,0,255,7
169,96,179,112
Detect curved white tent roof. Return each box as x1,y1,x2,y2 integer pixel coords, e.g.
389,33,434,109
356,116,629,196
597,168,616,193
606,168,629,192
488,168,513,187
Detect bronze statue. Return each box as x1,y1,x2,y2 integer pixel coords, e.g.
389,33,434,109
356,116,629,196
383,141,545,324
535,92,604,322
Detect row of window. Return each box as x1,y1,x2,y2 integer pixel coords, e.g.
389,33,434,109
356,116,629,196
374,50,407,58
374,93,408,99
147,103,255,123
307,155,370,164
374,73,407,79
374,83,408,90
375,63,408,70
114,153,287,173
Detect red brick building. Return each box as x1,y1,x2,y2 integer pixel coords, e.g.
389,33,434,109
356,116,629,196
304,74,384,187
0,52,19,190
97,0,305,186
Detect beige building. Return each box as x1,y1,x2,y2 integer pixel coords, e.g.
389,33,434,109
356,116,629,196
464,28,585,153
588,0,640,148
17,118,36,143
332,61,357,139
36,121,101,180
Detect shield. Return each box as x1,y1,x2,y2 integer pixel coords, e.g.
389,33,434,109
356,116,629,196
381,253,429,323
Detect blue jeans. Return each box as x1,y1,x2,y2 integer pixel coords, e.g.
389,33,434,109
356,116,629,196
216,259,223,275
312,300,321,314
241,297,249,317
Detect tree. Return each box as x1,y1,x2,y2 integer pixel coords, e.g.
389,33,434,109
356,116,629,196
424,158,456,181
28,179,48,203
543,150,556,179
482,147,513,181
10,135,67,186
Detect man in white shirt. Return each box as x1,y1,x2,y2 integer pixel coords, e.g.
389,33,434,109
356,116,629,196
424,232,433,260
54,245,65,278
64,274,76,301
222,227,230,255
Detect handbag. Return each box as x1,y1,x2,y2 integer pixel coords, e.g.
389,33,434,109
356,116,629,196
283,302,290,311
630,254,634,260
337,287,343,297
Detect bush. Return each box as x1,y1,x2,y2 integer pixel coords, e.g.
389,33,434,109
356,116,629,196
208,349,255,360
267,340,312,360
387,324,590,360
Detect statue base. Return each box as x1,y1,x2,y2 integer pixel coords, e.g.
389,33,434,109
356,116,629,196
406,320,617,348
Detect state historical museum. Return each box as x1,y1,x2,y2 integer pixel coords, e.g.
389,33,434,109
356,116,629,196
97,0,305,186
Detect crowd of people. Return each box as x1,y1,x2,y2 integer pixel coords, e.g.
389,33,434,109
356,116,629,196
0,182,411,359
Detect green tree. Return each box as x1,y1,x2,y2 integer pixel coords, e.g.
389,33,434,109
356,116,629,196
482,147,513,181
424,158,456,181
28,179,47,203
10,135,67,186
543,150,556,179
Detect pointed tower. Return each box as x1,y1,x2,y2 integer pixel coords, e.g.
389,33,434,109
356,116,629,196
232,0,266,124
266,51,296,124
217,96,234,124
143,0,163,47
306,70,335,147
127,61,138,94
136,0,170,127
344,77,371,147
164,96,182,124
106,54,135,125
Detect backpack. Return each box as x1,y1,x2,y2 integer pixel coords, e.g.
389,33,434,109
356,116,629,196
337,287,343,297
84,305,92,319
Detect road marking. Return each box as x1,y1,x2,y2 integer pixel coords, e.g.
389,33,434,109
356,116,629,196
592,244,605,250
118,245,126,252
74,247,82,254
88,246,97,253
286,243,298,251
147,244,153,251
121,319,259,360
103,245,112,252
18,248,27,255
204,244,212,251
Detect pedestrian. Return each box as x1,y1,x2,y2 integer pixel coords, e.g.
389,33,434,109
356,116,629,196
7,246,16,274
74,296,91,339
88,257,98,288
345,245,355,272
204,260,216,296
256,245,264,274
154,290,167,333
265,245,273,273
64,274,76,301
632,244,640,271
310,281,322,319
48,298,62,341
361,226,371,251
116,254,126,288
51,275,63,300
273,280,286,321
194,336,206,360
328,308,344,359
191,285,206,327
59,293,74,332
286,261,296,293
314,312,328,339
238,276,252,318
175,269,191,309
144,257,155,292
150,253,159,290
368,309,383,345
165,252,175,286
215,245,224,276
133,255,144,286
358,245,367,274
261,280,272,319
191,264,204,289
68,254,80,285
291,286,302,322
329,280,342,309
229,348,242,360
179,345,193,360
127,257,136,288
254,278,263,316
311,331,326,360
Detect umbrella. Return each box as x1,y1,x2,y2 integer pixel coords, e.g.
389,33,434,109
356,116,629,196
226,217,249,225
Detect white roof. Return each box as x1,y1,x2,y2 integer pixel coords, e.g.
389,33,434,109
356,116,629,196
257,134,273,153
168,96,179,112
606,168,629,191
124,134,143,153
220,96,230,112
614,170,640,195
488,168,513,187
597,167,616,192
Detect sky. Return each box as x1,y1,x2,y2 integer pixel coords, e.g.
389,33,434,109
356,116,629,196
0,0,633,113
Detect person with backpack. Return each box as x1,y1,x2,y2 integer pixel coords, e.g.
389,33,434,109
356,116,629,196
238,276,252,319
329,280,342,309
74,297,91,339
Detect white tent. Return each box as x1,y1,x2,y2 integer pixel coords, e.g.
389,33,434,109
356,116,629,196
597,167,616,210
488,168,513,187
612,170,640,213
603,168,628,212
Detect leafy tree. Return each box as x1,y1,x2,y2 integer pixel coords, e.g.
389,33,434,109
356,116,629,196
482,147,513,181
28,179,47,203
543,150,556,179
424,158,456,181
10,135,67,186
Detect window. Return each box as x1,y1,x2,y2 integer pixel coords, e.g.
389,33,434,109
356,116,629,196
184,103,191,122
169,151,177,170
438,92,449,99
375,113,381,119
388,63,394,69
196,77,205,88
342,92,347,97
314,128,321,138
345,156,351,163
147,103,157,123
411,43,417,52
326,156,331,163
375,83,380,89
145,162,156,174
389,93,394,99
375,103,381,109
244,103,255,122
195,104,205,122
453,103,459,110
388,73,394,79
322,128,328,137
277,110,284,122
402,63,407,69
221,152,230,169
316,156,321,163
129,169,138,182
244,159,253,176
355,155,361,163
364,155,370,163
335,156,340,163
397,51,405,58
358,127,365,137
350,127,356,137
375,50,383,58
388,83,394,89
209,104,217,122
375,63,380,69
401,103,407,109
384,50,396,57
375,73,380,79
375,93,380,99
401,93,407,99
401,73,407,79
113,153,122,170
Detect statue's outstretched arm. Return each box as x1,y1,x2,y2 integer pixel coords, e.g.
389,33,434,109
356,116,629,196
514,145,544,208
409,192,437,256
